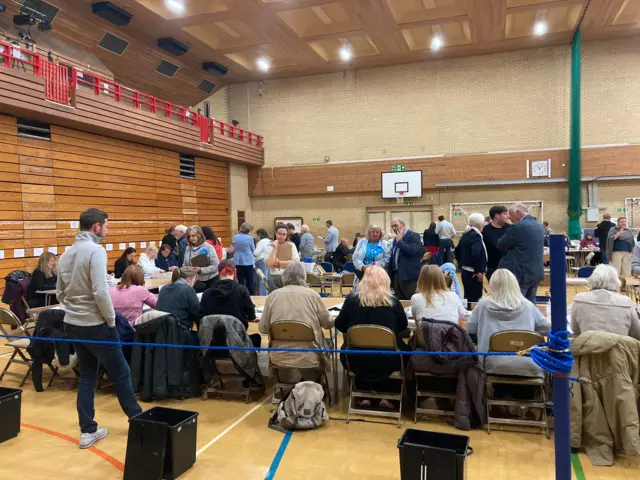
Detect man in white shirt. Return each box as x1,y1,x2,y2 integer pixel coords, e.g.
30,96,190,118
435,215,456,264
320,220,339,260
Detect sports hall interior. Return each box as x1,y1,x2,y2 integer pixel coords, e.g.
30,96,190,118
1,1,640,479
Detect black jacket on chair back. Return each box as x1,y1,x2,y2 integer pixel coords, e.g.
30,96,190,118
130,313,200,401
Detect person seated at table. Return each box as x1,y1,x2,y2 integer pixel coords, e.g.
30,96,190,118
157,267,200,333
467,269,550,378
440,262,463,300
110,265,158,327
580,232,597,249
335,266,409,406
202,226,223,261
27,252,58,308
259,261,332,382
411,265,467,325
264,223,300,291
571,264,640,340
155,244,178,272
183,225,220,293
200,259,261,347
114,247,136,278
332,238,351,273
137,245,165,276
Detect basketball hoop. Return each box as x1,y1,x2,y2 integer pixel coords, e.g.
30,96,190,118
395,191,407,204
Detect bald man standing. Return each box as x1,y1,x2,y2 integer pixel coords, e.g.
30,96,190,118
497,203,545,303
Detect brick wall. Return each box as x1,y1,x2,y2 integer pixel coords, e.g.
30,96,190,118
227,37,640,168
250,180,640,243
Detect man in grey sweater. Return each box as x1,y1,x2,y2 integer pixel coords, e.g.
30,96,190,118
57,208,142,449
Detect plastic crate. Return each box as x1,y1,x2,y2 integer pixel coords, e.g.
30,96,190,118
398,428,470,480
0,387,22,444
124,407,198,480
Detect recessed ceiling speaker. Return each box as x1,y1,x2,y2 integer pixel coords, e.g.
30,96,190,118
155,59,180,78
202,62,228,77
13,14,36,26
157,37,188,56
92,2,132,26
199,79,216,94
21,0,60,22
99,32,129,55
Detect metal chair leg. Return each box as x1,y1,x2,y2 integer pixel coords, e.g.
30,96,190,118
19,363,33,387
346,376,353,424
397,380,405,428
0,350,18,381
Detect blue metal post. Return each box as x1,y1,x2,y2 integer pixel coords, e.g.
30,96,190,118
549,234,571,480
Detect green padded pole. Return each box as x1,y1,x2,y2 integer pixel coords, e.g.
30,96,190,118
568,29,582,239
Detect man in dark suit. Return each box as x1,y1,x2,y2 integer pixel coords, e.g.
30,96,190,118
497,203,545,303
455,213,487,303
387,216,422,300
594,213,616,264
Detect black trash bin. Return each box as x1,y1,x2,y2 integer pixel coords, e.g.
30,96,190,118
0,387,22,444
398,428,470,480
124,407,199,480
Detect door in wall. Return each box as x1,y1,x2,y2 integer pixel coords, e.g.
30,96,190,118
410,211,432,235
367,212,386,230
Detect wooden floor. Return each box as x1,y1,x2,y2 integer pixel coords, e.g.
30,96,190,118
1,346,639,480
1,282,639,479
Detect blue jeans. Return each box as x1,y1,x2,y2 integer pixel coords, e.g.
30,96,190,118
65,323,142,434
255,259,269,296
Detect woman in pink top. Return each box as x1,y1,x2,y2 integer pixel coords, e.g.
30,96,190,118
110,265,158,326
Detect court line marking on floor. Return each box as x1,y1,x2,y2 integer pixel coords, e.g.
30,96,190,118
264,431,292,480
21,423,125,472
196,396,270,457
571,452,587,480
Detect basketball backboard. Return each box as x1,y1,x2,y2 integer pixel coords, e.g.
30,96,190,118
381,171,422,199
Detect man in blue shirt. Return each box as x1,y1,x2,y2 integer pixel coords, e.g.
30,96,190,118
320,220,339,261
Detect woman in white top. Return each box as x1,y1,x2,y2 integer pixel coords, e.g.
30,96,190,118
265,222,300,291
137,246,165,276
411,265,467,325
254,228,271,296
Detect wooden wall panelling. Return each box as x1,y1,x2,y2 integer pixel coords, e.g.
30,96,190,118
0,114,231,293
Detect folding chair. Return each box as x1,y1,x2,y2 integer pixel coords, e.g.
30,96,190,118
486,330,550,438
340,273,355,297
319,262,334,273
268,321,331,405
413,327,457,424
0,308,36,386
307,273,329,297
254,267,271,295
345,325,406,428
577,266,594,278
343,262,355,273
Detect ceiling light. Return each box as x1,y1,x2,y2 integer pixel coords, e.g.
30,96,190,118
339,46,352,62
256,57,270,72
165,0,185,13
533,21,548,37
431,35,443,51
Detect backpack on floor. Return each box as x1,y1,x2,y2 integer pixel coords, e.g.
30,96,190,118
269,381,328,431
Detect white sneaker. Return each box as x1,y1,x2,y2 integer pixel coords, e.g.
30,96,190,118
79,428,108,449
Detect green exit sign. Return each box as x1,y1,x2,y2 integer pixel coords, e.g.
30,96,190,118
312,217,321,222
616,208,627,213
391,164,406,172
405,201,414,206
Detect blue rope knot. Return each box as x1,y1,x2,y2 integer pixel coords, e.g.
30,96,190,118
521,330,574,376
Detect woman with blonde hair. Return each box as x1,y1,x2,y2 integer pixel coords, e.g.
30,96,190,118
137,245,165,276
411,265,467,324
27,252,58,307
335,266,408,403
352,224,390,290
467,269,550,377
110,265,158,326
183,225,219,292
